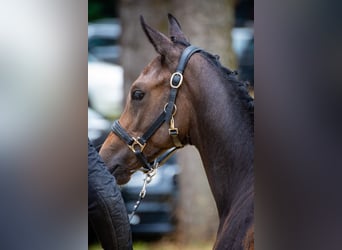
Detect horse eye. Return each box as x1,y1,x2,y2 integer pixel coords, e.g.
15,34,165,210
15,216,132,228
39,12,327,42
131,90,145,101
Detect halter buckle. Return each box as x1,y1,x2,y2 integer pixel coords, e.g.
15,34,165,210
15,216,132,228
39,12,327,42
169,128,179,136
128,137,146,153
168,116,179,136
170,72,184,88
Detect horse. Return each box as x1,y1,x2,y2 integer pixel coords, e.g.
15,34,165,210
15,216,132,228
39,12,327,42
99,14,254,250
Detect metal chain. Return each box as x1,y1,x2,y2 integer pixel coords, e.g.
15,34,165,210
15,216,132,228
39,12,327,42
127,147,178,223
128,163,159,223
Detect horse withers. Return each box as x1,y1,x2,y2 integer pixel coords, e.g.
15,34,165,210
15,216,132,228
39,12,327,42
100,14,254,250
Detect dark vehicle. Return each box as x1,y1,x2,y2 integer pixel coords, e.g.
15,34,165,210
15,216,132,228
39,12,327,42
88,108,180,235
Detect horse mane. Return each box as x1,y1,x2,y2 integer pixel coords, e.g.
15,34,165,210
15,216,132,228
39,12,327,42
173,41,254,126
200,50,254,114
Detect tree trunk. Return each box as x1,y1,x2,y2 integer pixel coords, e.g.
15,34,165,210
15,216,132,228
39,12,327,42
119,0,236,243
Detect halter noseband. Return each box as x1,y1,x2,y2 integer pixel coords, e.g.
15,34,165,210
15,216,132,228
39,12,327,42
111,45,202,171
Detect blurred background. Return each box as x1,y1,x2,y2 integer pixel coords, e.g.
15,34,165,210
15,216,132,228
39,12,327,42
2,0,341,249
88,0,253,249
88,0,254,249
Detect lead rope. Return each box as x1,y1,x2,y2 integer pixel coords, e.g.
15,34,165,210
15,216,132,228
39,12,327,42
128,163,159,223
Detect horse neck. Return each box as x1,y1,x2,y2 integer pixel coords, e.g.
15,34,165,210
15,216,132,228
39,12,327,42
186,62,254,217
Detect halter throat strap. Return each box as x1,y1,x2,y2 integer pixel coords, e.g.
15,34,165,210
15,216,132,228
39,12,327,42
111,45,202,171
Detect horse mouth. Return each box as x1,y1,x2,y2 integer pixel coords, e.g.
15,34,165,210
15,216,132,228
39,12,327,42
109,164,119,175
109,164,135,185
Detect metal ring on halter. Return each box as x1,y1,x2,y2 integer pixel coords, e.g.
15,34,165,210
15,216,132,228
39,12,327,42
164,103,177,116
170,72,184,88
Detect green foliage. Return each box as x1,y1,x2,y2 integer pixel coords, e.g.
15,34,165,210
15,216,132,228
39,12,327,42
88,1,104,21
89,240,213,250
133,241,150,250
88,242,150,250
88,0,118,21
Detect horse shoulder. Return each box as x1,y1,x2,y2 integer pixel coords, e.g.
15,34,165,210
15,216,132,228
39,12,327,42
215,190,254,249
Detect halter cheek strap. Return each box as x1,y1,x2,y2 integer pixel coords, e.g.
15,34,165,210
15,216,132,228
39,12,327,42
111,45,202,171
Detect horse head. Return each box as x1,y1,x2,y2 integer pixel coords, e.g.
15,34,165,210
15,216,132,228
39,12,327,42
100,14,201,184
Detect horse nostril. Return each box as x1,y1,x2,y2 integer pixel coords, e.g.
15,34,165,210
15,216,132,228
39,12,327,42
109,164,120,175
109,167,115,175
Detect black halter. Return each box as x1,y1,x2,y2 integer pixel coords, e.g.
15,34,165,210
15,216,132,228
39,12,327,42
111,45,202,171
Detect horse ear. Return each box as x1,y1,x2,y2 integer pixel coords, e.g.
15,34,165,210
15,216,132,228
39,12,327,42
140,15,172,55
168,13,189,44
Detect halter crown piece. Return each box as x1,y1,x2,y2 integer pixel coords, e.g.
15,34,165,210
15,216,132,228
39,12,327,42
111,45,202,171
